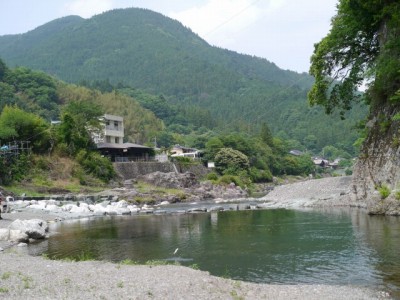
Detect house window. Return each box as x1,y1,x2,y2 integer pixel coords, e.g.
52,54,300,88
114,121,119,129
106,120,110,126
106,136,111,143
115,137,119,144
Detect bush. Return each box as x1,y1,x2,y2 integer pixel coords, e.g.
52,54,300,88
249,167,272,183
206,172,218,181
345,168,353,176
378,184,391,199
75,150,115,182
214,148,249,175
218,175,243,187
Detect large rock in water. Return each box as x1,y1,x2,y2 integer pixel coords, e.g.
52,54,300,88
8,219,48,239
351,105,400,215
139,172,198,188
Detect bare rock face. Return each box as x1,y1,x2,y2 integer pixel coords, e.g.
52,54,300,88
351,106,400,215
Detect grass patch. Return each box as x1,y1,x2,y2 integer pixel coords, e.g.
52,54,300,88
189,263,199,270
0,287,9,293
76,251,95,261
20,275,33,289
1,272,12,280
120,259,138,265
378,184,391,199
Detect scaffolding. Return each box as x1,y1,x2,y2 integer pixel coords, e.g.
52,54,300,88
0,141,31,157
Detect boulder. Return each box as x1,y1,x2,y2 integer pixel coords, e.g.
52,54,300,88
0,228,10,241
9,229,28,243
69,205,91,214
8,219,48,239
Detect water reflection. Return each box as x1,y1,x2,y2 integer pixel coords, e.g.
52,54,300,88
36,208,400,296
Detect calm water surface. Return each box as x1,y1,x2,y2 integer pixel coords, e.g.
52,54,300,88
33,208,400,295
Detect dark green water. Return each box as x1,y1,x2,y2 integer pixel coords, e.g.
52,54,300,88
37,208,400,295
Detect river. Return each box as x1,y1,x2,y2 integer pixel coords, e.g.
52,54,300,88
29,207,400,297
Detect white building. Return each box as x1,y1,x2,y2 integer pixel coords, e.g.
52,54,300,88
92,114,124,144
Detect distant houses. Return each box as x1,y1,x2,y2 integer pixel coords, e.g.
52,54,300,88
289,149,342,169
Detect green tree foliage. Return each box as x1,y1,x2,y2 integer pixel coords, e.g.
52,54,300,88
214,148,250,175
57,84,163,144
57,101,103,156
260,122,273,147
0,153,31,185
309,0,400,114
0,63,61,120
0,106,50,153
0,58,7,80
75,150,115,182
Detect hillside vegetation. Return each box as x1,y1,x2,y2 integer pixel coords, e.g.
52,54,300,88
0,8,366,154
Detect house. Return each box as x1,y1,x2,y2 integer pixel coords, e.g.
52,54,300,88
92,114,124,145
289,149,303,156
93,114,154,162
313,157,330,167
170,144,201,159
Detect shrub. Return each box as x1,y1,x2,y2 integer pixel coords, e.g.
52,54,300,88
206,172,218,181
218,175,244,187
249,167,272,183
214,148,249,175
75,150,115,182
378,184,391,199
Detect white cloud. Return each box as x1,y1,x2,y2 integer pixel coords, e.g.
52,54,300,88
65,0,115,18
169,0,285,40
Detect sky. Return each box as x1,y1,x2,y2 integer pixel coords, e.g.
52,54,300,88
0,0,338,73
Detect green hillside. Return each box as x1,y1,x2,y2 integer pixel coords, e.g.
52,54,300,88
0,8,367,153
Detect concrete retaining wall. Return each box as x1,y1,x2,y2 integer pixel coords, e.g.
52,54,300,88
114,161,210,180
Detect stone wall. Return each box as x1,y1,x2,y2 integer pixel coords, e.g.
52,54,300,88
114,161,210,180
114,162,175,179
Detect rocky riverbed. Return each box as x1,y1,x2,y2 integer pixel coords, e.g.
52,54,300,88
0,176,392,299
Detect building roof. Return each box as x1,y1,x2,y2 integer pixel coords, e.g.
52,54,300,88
96,143,152,149
102,114,123,121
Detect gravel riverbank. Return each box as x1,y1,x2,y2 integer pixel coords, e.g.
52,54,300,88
0,177,392,299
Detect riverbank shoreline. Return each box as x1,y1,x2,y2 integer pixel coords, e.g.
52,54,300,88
0,176,392,299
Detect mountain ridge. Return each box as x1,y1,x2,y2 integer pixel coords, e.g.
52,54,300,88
0,7,365,153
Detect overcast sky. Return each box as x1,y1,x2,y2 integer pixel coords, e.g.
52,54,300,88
0,0,338,73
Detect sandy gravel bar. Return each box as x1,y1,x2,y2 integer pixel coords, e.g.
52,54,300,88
261,176,360,208
0,252,389,300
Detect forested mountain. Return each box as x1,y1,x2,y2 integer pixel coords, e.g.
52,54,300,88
0,8,366,153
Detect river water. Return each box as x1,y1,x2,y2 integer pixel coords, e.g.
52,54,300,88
32,207,400,296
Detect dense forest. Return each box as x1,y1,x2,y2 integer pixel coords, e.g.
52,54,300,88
1,59,340,189
0,8,367,155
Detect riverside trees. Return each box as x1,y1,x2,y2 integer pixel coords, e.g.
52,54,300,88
309,0,400,206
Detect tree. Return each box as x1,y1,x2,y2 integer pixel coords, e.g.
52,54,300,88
308,0,400,115
57,101,103,155
0,58,7,81
260,122,273,147
0,106,50,153
308,0,400,208
214,148,250,175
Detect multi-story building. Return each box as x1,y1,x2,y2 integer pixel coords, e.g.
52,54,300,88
92,114,124,144
93,114,153,162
